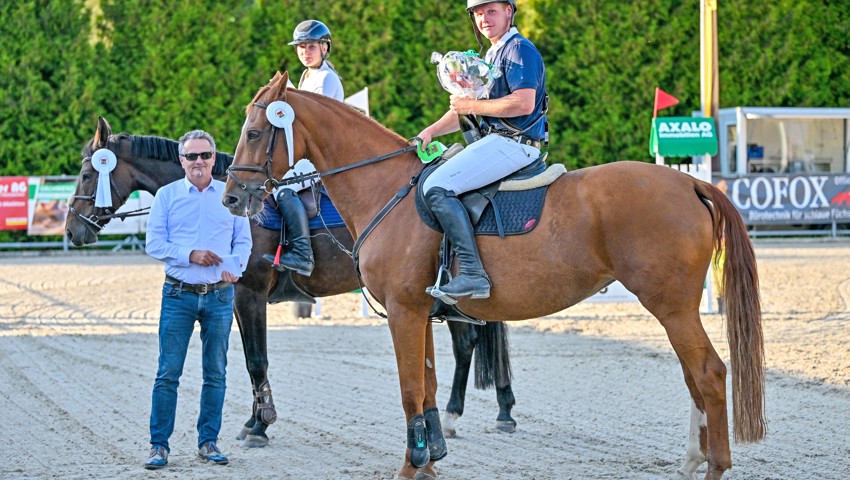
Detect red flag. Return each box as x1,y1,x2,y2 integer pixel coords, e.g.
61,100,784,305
653,87,680,118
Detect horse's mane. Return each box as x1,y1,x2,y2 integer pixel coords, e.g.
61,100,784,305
247,79,408,144
297,89,409,143
111,132,232,177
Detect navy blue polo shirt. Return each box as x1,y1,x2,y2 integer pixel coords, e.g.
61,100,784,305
481,33,547,142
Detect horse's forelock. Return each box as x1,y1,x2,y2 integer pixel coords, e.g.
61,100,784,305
81,138,95,160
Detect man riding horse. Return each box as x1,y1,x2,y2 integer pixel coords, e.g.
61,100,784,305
417,0,548,300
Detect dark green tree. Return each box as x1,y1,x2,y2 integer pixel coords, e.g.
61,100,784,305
0,1,97,175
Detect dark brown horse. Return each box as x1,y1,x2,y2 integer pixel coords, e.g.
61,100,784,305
64,117,517,448
222,72,766,480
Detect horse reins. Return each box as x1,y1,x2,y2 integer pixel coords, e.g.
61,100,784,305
227,101,420,189
226,100,425,317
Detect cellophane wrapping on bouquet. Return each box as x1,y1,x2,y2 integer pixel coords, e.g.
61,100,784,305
431,50,501,100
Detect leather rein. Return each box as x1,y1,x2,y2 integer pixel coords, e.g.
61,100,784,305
225,100,424,318
226,101,419,191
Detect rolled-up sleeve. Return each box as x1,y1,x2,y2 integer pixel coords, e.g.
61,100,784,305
230,214,252,274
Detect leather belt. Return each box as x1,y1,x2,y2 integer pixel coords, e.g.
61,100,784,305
513,135,541,150
165,275,231,295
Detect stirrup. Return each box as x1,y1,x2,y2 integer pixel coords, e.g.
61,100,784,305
426,266,459,305
438,274,491,299
263,244,285,269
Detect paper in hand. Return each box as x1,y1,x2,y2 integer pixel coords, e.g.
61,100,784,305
214,255,242,279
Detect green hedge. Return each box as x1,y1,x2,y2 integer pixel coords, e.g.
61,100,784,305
1,0,848,176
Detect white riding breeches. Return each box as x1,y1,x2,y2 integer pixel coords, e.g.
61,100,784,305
276,159,318,194
422,134,540,195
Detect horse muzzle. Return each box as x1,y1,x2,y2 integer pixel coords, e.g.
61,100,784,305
222,189,265,218
65,218,100,246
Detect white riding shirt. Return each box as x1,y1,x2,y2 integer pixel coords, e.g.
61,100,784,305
280,61,344,192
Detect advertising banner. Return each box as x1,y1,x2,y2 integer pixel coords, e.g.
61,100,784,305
0,176,29,230
649,116,718,158
19,177,151,236
28,177,74,236
715,173,850,225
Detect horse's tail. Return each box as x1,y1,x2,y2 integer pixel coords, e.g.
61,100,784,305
473,322,513,390
699,182,767,443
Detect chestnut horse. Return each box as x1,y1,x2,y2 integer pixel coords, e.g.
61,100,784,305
222,72,765,480
64,117,517,448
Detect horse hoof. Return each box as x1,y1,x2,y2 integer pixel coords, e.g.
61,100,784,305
242,434,270,448
414,471,437,480
235,426,250,441
495,419,517,433
670,470,697,480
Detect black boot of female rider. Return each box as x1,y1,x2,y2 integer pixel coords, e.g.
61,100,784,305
262,189,314,276
424,187,491,299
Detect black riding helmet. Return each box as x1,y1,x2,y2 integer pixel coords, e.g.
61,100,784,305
466,0,517,53
288,20,332,55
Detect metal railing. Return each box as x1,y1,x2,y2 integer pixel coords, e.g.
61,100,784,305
0,235,145,253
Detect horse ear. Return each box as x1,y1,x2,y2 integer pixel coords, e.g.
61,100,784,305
94,116,112,149
270,71,289,99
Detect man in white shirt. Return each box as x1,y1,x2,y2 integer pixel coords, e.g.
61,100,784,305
143,129,252,470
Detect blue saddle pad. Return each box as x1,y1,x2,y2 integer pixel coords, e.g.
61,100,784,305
256,189,345,231
474,187,547,235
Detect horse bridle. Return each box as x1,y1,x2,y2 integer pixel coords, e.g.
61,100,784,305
225,101,299,199
69,153,149,233
225,99,424,317
227,101,421,189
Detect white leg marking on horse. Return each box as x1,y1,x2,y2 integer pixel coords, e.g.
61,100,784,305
674,399,707,479
442,411,459,438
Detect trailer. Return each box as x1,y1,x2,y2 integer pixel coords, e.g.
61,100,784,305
710,107,850,236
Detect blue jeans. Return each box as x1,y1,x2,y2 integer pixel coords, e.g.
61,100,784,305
149,282,234,451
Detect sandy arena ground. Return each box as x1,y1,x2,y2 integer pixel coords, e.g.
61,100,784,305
0,239,848,479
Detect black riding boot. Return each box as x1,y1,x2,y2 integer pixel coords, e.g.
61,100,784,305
425,187,491,299
262,189,314,276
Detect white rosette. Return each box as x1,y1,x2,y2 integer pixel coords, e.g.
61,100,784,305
91,148,117,208
266,100,296,167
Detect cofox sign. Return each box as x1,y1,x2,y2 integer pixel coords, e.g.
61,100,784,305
719,174,850,225
730,175,829,209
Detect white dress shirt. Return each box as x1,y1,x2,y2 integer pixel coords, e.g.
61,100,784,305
146,178,252,284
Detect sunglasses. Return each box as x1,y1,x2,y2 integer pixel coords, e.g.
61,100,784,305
181,152,214,161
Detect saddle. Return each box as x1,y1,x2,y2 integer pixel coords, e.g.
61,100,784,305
261,183,346,305
415,144,565,238
256,184,346,232
415,144,567,323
